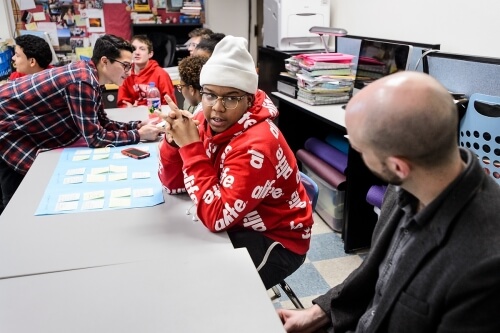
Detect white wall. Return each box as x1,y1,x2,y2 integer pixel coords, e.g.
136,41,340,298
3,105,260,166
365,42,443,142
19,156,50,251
0,0,16,42
331,0,500,58
204,0,258,61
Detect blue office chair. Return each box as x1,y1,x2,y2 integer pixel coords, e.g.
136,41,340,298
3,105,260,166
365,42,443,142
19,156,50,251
300,171,320,210
272,171,319,309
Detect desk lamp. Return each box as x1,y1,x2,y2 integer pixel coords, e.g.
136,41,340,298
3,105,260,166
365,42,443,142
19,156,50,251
309,26,348,53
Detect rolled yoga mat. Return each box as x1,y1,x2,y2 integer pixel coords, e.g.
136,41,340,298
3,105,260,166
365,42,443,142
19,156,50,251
296,149,346,190
325,134,349,155
366,185,387,209
305,137,348,174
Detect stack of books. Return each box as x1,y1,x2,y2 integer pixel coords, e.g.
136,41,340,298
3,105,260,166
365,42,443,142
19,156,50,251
180,1,202,24
277,72,298,98
285,53,355,105
133,13,157,24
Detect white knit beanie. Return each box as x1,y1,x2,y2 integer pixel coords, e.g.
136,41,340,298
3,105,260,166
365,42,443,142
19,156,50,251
199,35,258,94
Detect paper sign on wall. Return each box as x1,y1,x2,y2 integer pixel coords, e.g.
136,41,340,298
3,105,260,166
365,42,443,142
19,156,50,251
32,12,46,21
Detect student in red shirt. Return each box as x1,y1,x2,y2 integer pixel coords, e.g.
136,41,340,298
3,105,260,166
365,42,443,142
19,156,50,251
158,36,313,289
9,34,53,80
117,35,176,107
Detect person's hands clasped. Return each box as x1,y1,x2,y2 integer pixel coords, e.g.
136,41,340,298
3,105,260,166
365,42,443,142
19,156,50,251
161,95,200,147
138,123,162,141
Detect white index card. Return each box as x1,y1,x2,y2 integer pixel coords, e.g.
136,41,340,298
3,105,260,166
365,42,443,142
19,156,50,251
81,200,105,210
58,193,81,202
65,168,86,176
55,201,79,211
83,190,105,201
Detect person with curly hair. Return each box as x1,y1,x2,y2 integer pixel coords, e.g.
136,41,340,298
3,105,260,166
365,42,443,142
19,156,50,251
9,34,54,80
176,55,208,113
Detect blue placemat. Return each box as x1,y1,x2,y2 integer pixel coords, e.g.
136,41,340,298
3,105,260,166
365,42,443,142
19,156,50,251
35,143,164,215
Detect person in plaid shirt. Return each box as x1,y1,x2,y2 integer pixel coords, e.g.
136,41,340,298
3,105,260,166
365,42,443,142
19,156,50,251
0,34,161,214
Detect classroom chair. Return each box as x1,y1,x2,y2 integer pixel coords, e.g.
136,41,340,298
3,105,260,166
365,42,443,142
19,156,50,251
148,32,177,67
271,171,319,309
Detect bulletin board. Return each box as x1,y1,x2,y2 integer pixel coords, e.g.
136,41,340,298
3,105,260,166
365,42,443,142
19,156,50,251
15,0,205,54
19,0,132,53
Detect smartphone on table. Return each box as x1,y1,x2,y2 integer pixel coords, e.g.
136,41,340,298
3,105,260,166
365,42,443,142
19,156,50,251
121,147,150,159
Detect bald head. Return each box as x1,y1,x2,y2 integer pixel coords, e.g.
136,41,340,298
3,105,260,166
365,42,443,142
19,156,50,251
345,72,458,168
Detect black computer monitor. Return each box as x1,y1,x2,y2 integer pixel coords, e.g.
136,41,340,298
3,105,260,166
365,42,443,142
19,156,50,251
335,34,440,72
353,39,412,90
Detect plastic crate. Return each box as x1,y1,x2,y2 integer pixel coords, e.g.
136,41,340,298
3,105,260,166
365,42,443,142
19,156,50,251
302,163,345,232
459,93,500,185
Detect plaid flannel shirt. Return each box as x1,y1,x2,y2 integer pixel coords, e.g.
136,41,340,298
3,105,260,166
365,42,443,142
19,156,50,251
0,61,141,175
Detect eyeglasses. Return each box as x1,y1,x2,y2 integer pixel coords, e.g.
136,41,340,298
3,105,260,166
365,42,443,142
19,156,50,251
200,92,247,110
109,58,132,72
176,84,186,92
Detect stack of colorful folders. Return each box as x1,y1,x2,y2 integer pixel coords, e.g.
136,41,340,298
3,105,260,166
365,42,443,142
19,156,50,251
287,53,355,105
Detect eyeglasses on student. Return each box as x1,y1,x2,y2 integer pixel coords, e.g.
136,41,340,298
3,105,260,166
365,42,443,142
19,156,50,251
109,58,132,72
200,91,248,110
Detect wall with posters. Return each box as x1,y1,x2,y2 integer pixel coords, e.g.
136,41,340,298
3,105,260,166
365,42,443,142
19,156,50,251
17,0,130,53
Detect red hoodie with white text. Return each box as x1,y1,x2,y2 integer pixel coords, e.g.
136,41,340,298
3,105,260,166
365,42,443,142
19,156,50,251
158,90,313,255
118,59,176,107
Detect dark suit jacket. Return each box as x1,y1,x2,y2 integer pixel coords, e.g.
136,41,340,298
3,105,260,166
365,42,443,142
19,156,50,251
314,149,500,332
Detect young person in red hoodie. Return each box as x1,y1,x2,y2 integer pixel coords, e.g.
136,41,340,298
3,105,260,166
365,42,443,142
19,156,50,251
117,35,176,107
9,34,53,80
157,36,314,289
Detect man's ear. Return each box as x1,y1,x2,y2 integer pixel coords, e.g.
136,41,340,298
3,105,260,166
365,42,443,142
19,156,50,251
28,58,37,68
99,56,108,67
387,156,411,180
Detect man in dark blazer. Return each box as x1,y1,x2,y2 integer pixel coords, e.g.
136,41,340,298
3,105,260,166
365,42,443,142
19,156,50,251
278,72,500,332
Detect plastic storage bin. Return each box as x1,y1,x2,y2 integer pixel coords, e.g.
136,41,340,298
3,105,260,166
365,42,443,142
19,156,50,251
302,163,345,232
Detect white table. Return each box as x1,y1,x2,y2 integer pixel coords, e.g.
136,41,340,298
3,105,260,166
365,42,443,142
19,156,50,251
0,107,285,332
0,107,231,278
0,249,285,332
272,92,347,129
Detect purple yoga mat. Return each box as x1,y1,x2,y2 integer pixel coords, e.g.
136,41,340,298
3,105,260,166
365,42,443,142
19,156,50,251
366,185,387,209
305,137,348,174
297,149,346,190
